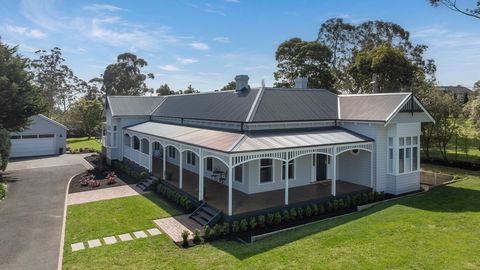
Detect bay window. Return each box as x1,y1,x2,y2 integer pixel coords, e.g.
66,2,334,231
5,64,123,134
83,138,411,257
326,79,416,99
397,136,419,174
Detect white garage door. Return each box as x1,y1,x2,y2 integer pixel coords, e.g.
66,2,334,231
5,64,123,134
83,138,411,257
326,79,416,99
10,134,57,158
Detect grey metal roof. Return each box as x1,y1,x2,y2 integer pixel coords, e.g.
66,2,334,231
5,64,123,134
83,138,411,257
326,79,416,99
339,93,410,122
125,121,372,153
152,89,260,122
250,88,338,122
107,96,165,117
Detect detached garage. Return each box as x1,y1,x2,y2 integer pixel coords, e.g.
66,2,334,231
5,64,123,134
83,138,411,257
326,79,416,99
10,114,67,158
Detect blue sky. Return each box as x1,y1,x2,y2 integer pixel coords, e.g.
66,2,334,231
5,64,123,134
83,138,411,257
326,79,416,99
1,0,479,92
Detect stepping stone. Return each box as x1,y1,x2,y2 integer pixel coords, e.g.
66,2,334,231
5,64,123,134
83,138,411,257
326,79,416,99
133,230,148,239
88,239,101,248
71,242,85,252
147,228,161,236
103,236,117,245
118,233,133,241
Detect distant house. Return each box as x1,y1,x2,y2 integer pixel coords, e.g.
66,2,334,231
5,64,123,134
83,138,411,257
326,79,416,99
101,75,434,223
10,115,67,158
437,85,472,103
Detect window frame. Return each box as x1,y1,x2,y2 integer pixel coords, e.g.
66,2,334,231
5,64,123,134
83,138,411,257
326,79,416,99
234,164,243,183
281,159,295,181
259,159,274,184
206,158,213,172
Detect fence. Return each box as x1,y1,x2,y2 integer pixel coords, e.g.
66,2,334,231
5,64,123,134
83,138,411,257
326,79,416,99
420,171,454,186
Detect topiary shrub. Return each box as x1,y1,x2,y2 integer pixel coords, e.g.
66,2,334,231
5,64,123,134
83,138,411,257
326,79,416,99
282,209,290,222
326,201,333,212
232,221,240,234
312,204,319,215
181,230,190,247
266,213,274,226
333,200,339,211
379,191,386,200
274,212,282,225
239,219,248,232
297,207,304,220
362,193,369,204
193,229,201,244
305,205,312,218
204,225,211,240
213,224,222,238
368,192,375,203
249,217,257,230
258,215,266,228
338,198,345,210
222,222,230,236
289,208,297,221
318,203,325,214
345,195,352,208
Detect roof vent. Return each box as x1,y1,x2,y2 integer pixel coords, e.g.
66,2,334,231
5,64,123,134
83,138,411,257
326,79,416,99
235,75,249,92
294,77,308,88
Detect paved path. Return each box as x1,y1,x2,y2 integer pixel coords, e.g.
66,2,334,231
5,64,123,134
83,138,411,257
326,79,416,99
67,184,148,205
154,214,202,243
0,154,89,270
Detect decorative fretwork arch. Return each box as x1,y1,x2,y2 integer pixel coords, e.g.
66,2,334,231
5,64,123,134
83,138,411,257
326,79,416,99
231,152,287,167
336,143,373,155
287,147,334,161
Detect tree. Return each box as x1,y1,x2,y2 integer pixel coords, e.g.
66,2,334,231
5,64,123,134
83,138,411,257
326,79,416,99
183,84,199,94
65,98,103,139
0,41,46,170
318,19,435,91
221,81,236,91
274,38,335,90
474,80,480,92
348,44,417,93
97,52,154,96
464,94,480,132
429,0,480,19
30,47,83,113
156,84,175,96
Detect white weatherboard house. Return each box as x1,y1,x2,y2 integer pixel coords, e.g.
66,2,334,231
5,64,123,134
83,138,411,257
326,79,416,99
102,76,434,221
10,114,67,158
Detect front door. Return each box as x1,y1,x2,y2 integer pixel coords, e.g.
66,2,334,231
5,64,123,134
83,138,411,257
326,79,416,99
316,154,327,181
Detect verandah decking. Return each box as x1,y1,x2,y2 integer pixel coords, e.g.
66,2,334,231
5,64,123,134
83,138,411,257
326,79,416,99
152,157,371,216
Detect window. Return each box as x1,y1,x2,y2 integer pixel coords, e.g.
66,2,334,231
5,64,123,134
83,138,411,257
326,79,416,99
206,158,213,172
405,148,411,172
124,134,131,147
388,148,394,173
388,137,393,147
113,126,117,131
153,142,161,151
234,165,243,183
399,149,405,173
282,160,295,180
406,137,411,146
133,136,140,150
399,137,404,147
412,146,418,171
39,134,54,138
141,138,149,154
186,151,196,166
260,159,273,183
168,147,176,159
22,135,38,139
10,135,21,139
413,136,418,145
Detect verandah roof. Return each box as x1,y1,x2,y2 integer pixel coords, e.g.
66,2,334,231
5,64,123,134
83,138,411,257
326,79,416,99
125,121,373,154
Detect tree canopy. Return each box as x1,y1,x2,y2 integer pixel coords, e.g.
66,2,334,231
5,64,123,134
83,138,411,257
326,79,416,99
274,38,335,90
156,84,175,96
429,0,480,19
97,52,154,96
65,98,103,139
221,81,236,91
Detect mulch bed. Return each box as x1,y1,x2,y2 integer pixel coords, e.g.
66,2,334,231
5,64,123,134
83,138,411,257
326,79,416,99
68,155,141,194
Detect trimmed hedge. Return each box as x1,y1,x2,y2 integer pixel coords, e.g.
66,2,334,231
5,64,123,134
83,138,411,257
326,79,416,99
113,161,148,181
156,182,194,212
0,182,5,200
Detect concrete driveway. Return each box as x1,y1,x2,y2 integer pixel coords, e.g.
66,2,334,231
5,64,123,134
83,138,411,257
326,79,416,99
0,154,91,270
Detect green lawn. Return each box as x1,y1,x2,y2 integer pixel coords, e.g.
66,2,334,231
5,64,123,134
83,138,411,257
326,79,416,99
67,137,102,152
63,176,480,270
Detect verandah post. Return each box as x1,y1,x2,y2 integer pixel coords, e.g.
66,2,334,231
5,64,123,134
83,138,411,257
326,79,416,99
228,157,233,216
162,146,166,180
332,146,337,196
199,151,204,200
179,150,183,189
285,158,289,205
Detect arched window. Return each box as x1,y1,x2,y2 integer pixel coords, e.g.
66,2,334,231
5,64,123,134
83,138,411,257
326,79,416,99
124,134,131,147
141,138,149,154
133,136,140,150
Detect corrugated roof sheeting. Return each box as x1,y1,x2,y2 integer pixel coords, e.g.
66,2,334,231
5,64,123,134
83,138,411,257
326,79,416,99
152,89,260,122
339,93,410,121
108,96,165,116
125,121,372,153
251,88,338,122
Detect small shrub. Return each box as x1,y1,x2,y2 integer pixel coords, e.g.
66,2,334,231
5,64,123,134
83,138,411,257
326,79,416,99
373,191,379,201
193,229,201,244
318,203,325,214
0,183,5,200
266,213,274,226
344,196,352,208
222,222,230,236
204,225,211,240
333,200,339,211
326,201,333,212
181,230,189,247
139,171,148,180
258,215,266,228
282,209,290,222
368,192,375,203
289,208,297,221
362,193,369,204
213,224,222,237
231,221,240,234
338,198,345,210
239,219,248,232
312,204,319,215
305,205,312,218
297,207,304,220
379,191,386,200
274,212,282,225
249,217,258,230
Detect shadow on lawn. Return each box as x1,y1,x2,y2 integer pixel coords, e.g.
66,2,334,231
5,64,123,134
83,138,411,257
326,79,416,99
209,182,480,260
67,137,99,144
141,192,184,217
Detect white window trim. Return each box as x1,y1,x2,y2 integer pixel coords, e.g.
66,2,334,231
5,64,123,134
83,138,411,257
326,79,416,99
234,164,244,184
389,135,420,176
281,159,296,181
206,157,213,172
258,159,275,184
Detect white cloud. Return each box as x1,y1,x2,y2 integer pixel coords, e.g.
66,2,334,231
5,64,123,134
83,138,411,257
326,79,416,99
225,0,240,3
20,0,64,31
177,57,198,64
83,4,123,12
4,24,46,38
190,42,209,50
213,36,230,43
159,65,181,71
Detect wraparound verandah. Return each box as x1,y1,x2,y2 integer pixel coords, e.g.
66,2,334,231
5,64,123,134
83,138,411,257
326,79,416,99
123,130,375,216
